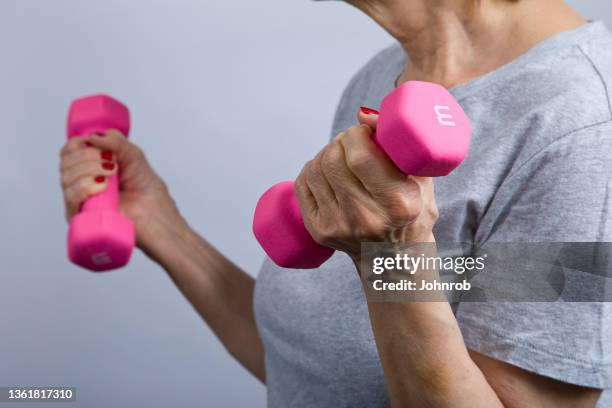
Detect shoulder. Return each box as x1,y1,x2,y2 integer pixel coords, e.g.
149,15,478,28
518,24,612,141
577,23,612,111
462,23,612,174
543,26,612,133
508,41,612,175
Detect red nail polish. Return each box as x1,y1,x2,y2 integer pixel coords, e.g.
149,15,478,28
101,151,113,161
102,162,115,171
85,141,93,147
360,106,379,116
95,175,105,183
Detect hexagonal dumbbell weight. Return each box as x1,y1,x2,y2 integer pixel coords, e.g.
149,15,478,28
66,94,135,272
253,81,471,269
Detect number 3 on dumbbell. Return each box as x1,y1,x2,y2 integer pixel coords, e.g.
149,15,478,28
434,105,456,127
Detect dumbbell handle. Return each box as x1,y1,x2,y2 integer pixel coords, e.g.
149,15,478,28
83,173,120,211
71,124,121,213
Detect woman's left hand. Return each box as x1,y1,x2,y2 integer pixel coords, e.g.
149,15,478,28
294,107,439,264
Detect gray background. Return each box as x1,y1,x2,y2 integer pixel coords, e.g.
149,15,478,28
0,1,607,407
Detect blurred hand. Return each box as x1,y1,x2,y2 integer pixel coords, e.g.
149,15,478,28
294,108,438,263
59,130,186,251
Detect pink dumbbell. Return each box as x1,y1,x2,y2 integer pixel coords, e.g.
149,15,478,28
253,81,471,269
66,94,135,272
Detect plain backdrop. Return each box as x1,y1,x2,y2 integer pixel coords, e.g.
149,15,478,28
0,1,609,407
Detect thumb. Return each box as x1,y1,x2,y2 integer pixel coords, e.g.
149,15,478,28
357,106,379,130
87,129,142,165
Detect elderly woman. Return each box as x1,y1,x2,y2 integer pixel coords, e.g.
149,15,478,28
59,0,611,406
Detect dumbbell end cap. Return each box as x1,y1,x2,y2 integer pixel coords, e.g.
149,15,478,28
67,94,130,139
377,81,471,177
67,210,135,272
253,181,335,269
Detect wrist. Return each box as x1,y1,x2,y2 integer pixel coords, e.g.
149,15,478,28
137,209,193,266
349,231,437,268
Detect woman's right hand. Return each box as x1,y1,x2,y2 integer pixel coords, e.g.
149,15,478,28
59,130,187,255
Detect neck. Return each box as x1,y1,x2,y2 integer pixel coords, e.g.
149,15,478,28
349,0,586,88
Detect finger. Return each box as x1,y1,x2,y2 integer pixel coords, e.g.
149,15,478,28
302,152,338,213
86,129,126,150
340,124,407,197
59,137,89,158
415,176,438,218
63,175,109,220
61,159,117,189
320,138,371,205
294,171,318,219
88,129,142,165
60,144,113,172
357,106,379,130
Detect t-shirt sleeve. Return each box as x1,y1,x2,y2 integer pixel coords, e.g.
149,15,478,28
456,123,612,389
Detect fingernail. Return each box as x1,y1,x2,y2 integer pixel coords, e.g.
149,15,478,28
360,106,379,116
94,175,106,183
101,151,113,161
102,162,116,171
85,141,93,147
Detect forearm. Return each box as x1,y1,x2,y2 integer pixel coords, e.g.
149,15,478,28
367,301,500,407
357,251,501,408
141,215,265,382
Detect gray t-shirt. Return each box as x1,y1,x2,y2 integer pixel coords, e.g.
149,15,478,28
255,21,612,407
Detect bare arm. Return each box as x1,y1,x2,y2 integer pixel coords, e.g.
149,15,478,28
366,295,601,407
143,217,265,382
294,109,602,407
60,131,265,382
